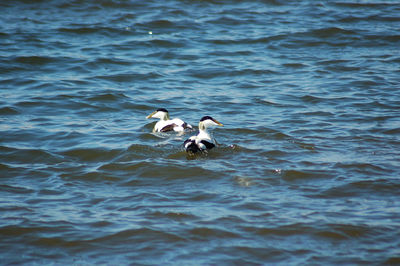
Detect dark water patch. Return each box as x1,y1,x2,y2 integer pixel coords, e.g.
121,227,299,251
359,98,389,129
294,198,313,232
187,227,239,241
30,236,84,249
365,34,400,44
308,27,358,39
90,220,114,228
149,38,187,48
0,106,20,115
300,95,326,104
57,26,131,37
85,92,129,102
326,223,376,239
213,246,286,265
242,223,315,238
124,144,169,159
14,55,57,65
229,127,292,142
0,63,27,75
253,97,295,108
333,2,400,9
1,77,38,89
207,50,254,57
0,146,64,165
86,57,133,68
385,257,400,265
98,161,149,172
207,35,286,46
92,227,185,244
0,31,9,38
349,79,381,88
206,16,251,26
38,188,64,196
0,163,11,171
280,169,332,183
139,19,175,29
314,223,375,241
95,72,163,83
13,98,100,115
138,162,221,180
60,170,121,183
318,178,399,199
260,149,290,158
230,200,270,212
145,210,198,222
280,27,362,48
282,62,308,69
0,225,49,238
315,229,348,240
299,111,334,118
0,184,35,195
381,127,400,135
334,162,390,177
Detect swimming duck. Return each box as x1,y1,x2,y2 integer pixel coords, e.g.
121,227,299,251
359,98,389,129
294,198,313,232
146,108,193,132
184,116,223,154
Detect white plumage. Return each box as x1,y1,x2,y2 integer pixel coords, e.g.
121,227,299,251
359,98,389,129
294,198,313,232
146,108,192,133
184,116,223,154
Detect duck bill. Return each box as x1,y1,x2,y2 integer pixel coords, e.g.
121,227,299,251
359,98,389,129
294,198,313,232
213,119,223,126
146,111,156,119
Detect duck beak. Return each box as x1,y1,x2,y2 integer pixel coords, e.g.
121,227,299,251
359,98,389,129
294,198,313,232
146,111,156,119
214,119,223,126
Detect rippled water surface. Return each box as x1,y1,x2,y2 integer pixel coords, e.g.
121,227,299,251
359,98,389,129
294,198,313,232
1,0,400,264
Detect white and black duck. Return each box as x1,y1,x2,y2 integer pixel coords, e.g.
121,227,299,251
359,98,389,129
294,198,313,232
184,116,223,154
146,108,193,133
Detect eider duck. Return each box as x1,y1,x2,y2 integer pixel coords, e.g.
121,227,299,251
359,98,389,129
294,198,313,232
146,108,193,133
184,116,223,154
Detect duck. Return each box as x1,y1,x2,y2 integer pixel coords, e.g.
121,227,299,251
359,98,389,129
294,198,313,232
184,116,223,154
146,108,193,133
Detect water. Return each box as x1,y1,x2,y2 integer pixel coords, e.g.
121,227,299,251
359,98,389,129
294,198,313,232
1,0,400,264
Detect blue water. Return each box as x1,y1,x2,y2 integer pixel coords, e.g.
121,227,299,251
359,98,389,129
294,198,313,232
1,0,400,264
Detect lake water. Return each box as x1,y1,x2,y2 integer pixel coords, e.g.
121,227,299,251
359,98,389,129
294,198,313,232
1,0,400,264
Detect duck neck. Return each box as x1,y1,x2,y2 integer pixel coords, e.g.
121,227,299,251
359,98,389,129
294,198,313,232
198,124,211,140
161,113,170,121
